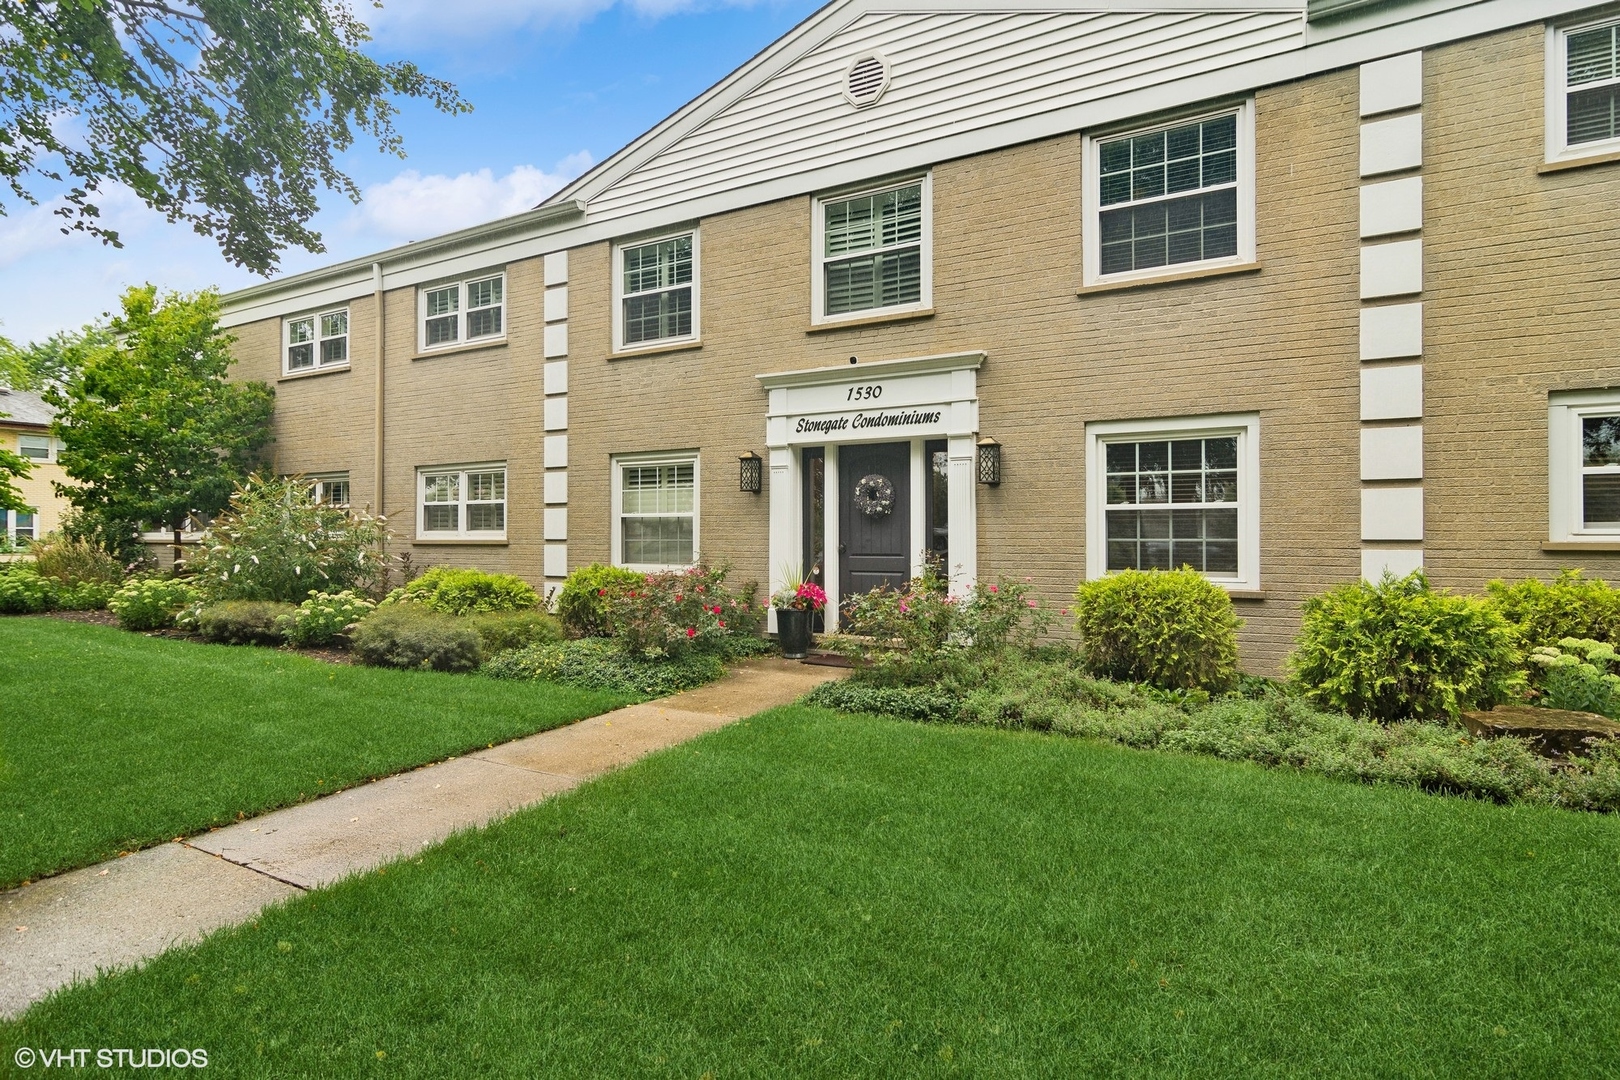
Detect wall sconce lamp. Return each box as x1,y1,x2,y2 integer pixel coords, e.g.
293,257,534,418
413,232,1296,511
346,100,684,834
976,437,1001,486
739,451,763,494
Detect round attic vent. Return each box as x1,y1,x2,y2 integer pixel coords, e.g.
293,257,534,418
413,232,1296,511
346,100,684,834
843,53,891,108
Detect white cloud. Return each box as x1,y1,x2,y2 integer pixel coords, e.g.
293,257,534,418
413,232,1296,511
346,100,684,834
0,185,152,271
349,155,594,243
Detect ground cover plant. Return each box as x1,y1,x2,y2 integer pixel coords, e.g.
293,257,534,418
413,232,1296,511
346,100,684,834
0,619,627,887
7,705,1620,1076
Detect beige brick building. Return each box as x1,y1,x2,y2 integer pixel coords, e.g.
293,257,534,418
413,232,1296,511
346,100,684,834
0,387,70,549
221,0,1620,672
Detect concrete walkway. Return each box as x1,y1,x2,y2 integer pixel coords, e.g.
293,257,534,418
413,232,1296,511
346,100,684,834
0,658,839,1018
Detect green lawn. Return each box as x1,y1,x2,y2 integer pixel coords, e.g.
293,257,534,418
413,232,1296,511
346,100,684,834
8,704,1620,1077
0,618,628,887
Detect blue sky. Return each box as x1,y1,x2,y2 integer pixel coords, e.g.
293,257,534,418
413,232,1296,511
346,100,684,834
0,0,823,344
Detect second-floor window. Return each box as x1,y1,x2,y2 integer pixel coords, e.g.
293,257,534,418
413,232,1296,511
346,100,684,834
1556,19,1620,156
813,177,931,322
18,435,55,461
420,273,505,351
284,308,348,374
1085,104,1254,285
615,232,698,350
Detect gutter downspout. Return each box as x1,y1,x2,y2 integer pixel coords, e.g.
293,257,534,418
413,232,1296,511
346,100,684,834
372,262,385,517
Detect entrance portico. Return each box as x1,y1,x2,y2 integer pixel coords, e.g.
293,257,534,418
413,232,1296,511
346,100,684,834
757,351,984,631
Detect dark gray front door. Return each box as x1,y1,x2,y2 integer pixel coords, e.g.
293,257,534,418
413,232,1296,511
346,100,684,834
839,442,911,596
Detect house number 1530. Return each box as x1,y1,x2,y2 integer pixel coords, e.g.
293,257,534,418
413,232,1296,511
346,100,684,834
846,385,883,401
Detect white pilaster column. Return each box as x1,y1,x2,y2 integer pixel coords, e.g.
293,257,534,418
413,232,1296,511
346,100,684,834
766,446,796,635
946,435,977,595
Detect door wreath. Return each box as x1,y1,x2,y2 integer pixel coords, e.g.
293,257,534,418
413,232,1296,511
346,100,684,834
852,473,896,517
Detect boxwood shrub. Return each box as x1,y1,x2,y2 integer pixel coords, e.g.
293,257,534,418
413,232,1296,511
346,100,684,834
1071,568,1239,691
1290,570,1523,723
555,563,645,638
351,605,481,672
469,610,564,656
196,600,296,645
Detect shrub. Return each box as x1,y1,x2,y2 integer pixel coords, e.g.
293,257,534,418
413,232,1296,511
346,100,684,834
1290,571,1523,723
108,576,201,631
833,571,1052,687
1486,570,1620,648
283,590,377,648
0,565,55,614
196,600,295,645
555,563,645,637
186,473,389,603
607,563,764,659
27,533,124,587
484,638,723,697
350,605,481,672
388,566,540,615
54,580,118,611
802,680,962,723
469,610,564,655
1527,638,1620,717
1071,568,1239,692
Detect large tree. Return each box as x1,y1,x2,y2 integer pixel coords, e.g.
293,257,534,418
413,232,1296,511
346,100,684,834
46,285,274,564
0,0,468,274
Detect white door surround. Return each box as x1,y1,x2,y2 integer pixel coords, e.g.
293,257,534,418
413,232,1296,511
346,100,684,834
756,350,983,630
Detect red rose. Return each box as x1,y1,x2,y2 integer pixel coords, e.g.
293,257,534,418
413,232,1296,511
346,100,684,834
718,620,725,628
686,627,696,638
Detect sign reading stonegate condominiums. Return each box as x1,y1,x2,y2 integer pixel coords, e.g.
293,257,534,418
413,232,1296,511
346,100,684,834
793,407,946,436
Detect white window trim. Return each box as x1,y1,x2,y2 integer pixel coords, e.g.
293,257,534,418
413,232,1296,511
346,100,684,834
4,507,37,545
1085,412,1261,592
1545,17,1620,165
1081,101,1256,288
810,174,933,326
17,434,57,462
415,461,508,541
611,228,701,354
282,306,350,376
416,271,508,353
610,450,701,572
306,472,351,508
1549,390,1620,542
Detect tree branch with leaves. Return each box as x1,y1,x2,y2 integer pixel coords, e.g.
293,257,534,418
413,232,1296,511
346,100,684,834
0,0,469,273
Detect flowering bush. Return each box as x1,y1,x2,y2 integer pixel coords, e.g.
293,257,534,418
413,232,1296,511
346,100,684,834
187,474,389,603
833,570,1053,686
1528,638,1620,717
607,562,762,659
109,576,202,631
283,589,377,648
0,564,55,614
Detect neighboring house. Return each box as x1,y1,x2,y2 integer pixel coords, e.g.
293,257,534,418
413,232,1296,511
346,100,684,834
218,0,1620,671
0,387,69,548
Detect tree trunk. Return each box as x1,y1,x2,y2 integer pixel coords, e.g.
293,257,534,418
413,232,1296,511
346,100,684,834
172,527,184,572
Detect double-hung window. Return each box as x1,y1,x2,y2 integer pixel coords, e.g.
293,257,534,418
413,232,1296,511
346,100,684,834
307,472,350,507
1548,19,1620,162
812,177,931,323
1087,414,1260,591
614,232,698,351
417,464,507,540
1084,104,1254,285
1549,391,1620,541
18,435,53,461
3,508,35,546
419,273,505,351
612,453,698,570
284,308,348,374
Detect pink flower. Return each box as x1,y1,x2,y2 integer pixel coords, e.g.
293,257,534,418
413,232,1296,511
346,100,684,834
718,620,725,628
1027,599,1038,608
1060,608,1070,616
686,627,696,638
988,584,998,593
675,594,683,602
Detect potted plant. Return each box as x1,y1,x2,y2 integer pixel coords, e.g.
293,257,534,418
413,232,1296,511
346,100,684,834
772,572,826,660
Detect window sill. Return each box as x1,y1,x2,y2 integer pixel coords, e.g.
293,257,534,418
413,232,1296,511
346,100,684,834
413,339,508,361
1225,589,1268,601
1539,148,1620,174
279,365,351,383
1542,541,1620,552
413,537,509,546
806,308,935,334
609,339,703,361
1079,261,1261,296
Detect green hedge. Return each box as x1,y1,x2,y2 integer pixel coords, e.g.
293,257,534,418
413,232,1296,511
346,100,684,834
1072,568,1239,691
484,638,723,698
351,606,481,673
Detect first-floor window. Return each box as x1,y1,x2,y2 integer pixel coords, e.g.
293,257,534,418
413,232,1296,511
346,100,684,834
614,454,697,569
1087,414,1259,590
4,508,36,546
418,464,507,540
1550,391,1620,540
307,472,351,507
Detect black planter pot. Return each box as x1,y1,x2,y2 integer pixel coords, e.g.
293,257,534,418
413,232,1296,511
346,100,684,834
776,606,813,659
